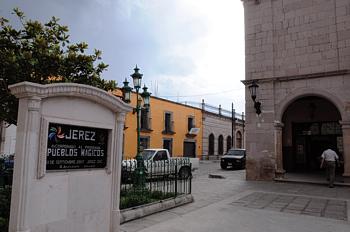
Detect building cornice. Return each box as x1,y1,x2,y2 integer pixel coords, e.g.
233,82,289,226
9,82,133,113
241,69,350,85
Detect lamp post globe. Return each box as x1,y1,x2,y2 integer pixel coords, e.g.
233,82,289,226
121,78,132,103
248,81,259,101
248,81,262,115
141,85,151,109
131,65,143,90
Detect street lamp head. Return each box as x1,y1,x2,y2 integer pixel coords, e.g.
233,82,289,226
131,65,143,89
121,78,132,103
248,81,262,115
248,81,259,101
141,84,151,108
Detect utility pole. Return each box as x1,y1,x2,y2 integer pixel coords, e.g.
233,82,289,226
242,112,245,149
232,103,236,149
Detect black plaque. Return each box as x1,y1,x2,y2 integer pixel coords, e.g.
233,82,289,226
46,123,108,170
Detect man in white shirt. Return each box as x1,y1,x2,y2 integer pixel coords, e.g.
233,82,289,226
320,148,339,188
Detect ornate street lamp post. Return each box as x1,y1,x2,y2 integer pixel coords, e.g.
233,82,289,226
121,66,151,188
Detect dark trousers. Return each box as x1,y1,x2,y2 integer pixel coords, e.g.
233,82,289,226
325,161,336,186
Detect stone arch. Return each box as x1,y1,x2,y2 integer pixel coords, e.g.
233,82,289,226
208,133,215,155
276,88,348,123
275,87,348,175
236,131,242,149
226,136,232,151
218,135,224,155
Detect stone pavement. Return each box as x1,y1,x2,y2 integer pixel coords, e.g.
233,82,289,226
121,161,350,232
233,191,347,220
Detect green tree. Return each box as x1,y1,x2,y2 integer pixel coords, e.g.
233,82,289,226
0,8,116,125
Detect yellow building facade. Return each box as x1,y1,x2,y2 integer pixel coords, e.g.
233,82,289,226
121,91,202,159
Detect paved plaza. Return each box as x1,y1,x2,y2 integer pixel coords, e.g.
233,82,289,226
233,192,347,220
121,161,350,232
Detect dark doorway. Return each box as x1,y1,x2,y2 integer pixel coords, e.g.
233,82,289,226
218,135,224,155
226,136,232,151
291,122,341,172
184,141,196,158
282,96,342,173
208,134,214,155
236,131,242,149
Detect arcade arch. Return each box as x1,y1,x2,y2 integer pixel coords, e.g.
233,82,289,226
281,96,343,173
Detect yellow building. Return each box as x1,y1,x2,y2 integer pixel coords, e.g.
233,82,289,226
120,91,202,159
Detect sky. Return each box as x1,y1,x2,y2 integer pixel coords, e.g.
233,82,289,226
1,0,246,114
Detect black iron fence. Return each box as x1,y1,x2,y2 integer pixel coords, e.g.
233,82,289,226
0,155,192,213
0,155,13,188
120,158,192,209
0,155,13,232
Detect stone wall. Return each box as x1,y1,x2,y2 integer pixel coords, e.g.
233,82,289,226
202,112,245,159
244,0,350,80
243,0,350,180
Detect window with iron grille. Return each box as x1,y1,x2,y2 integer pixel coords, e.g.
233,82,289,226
163,112,175,134
140,108,151,130
140,136,150,150
187,117,194,132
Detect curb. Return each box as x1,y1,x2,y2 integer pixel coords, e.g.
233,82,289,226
120,194,193,224
274,178,350,187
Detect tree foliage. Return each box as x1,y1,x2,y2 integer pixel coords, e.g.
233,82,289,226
0,8,116,125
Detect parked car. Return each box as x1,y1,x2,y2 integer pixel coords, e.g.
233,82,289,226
121,149,199,183
220,149,246,169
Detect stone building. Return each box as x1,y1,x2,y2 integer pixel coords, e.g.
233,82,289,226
200,102,245,160
242,0,350,180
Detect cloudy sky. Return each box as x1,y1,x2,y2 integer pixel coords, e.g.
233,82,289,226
1,0,246,113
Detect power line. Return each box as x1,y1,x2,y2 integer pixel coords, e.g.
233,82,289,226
159,87,244,98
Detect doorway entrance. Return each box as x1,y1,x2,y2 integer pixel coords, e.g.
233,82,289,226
184,141,196,158
282,96,343,173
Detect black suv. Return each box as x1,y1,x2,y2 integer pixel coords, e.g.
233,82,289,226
220,149,246,169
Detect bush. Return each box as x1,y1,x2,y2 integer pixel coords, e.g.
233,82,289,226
0,155,13,231
120,189,176,210
0,186,11,232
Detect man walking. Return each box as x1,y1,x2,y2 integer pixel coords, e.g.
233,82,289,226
320,147,339,188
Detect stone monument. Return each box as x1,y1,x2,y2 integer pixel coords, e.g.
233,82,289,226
8,82,132,232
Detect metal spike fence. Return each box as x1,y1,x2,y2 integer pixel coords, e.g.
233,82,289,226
0,156,192,211
120,158,192,210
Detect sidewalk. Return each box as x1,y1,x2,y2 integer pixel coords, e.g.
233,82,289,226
121,163,350,232
276,172,350,187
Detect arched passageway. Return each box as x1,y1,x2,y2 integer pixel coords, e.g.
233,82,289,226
218,135,224,155
208,133,215,156
282,96,343,173
226,136,232,151
236,131,242,149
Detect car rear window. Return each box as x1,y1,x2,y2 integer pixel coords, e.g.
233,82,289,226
227,150,245,156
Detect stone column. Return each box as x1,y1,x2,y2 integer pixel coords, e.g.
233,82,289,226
274,121,285,178
340,121,350,181
111,112,126,231
9,97,42,232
